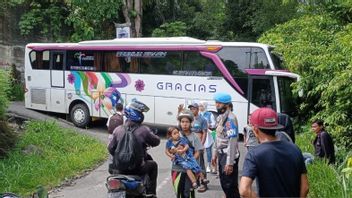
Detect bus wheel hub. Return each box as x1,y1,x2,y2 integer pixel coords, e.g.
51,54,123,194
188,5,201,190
74,109,85,123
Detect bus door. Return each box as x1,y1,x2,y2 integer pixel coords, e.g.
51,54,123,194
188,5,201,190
50,51,66,113
247,75,276,116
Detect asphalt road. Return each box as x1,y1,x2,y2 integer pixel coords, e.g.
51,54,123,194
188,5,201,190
8,102,248,198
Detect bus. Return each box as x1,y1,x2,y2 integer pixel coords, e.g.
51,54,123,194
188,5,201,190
24,37,299,134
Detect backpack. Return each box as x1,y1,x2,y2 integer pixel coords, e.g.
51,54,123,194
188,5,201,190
113,125,144,172
108,113,123,134
278,113,295,143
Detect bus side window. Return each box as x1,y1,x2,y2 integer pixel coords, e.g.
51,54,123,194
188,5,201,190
66,51,97,71
139,51,182,75
30,51,50,70
104,51,121,72
183,51,217,76
216,47,270,72
52,53,64,70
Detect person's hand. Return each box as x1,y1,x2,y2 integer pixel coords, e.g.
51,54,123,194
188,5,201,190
178,104,184,113
170,154,175,161
170,147,177,154
224,164,233,175
211,156,217,167
176,149,185,155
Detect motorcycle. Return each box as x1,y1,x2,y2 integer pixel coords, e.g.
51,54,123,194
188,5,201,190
106,173,151,198
107,128,158,198
0,193,20,198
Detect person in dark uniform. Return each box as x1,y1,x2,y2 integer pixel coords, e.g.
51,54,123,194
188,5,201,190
211,92,240,198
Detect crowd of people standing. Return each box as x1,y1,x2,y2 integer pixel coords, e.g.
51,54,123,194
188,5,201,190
106,91,336,198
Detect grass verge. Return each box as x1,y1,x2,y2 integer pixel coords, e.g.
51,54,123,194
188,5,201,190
0,121,107,196
296,130,345,198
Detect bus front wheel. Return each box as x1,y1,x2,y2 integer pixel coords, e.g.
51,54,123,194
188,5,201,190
70,103,90,128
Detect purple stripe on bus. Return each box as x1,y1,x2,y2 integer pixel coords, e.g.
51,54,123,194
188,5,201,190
200,51,244,95
28,45,214,51
245,69,289,75
111,73,130,88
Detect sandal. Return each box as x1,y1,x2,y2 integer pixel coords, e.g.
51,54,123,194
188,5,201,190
201,179,210,185
197,184,207,193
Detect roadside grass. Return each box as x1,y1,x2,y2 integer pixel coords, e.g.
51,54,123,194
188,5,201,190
0,121,107,196
296,129,345,198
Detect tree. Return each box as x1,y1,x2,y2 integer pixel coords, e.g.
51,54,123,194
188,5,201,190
66,0,121,41
121,0,142,37
152,21,187,37
17,0,69,41
259,4,352,149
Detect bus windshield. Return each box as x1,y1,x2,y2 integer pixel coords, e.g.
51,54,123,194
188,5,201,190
277,77,297,116
269,50,284,70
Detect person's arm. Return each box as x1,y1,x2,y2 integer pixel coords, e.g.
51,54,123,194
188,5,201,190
321,132,334,163
145,127,161,147
224,116,239,175
106,115,112,127
243,127,248,146
200,118,208,145
165,148,175,160
239,176,256,198
192,135,202,159
193,150,200,159
177,104,184,115
211,137,218,167
177,144,189,155
209,113,216,129
107,133,117,156
226,117,239,166
300,174,309,198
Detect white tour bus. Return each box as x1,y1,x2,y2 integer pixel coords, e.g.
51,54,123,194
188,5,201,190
24,37,299,134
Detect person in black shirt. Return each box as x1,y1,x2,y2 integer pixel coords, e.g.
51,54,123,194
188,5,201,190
312,119,335,164
240,108,309,198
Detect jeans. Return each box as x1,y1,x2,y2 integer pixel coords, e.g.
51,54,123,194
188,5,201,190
199,150,206,178
205,145,212,164
139,160,158,194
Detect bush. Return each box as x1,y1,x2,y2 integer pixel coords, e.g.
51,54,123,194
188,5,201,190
296,132,346,197
0,121,17,158
9,64,24,101
0,69,10,119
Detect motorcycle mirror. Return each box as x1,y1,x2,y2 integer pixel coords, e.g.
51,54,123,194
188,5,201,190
151,128,158,135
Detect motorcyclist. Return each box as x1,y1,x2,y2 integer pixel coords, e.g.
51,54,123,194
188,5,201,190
108,99,160,197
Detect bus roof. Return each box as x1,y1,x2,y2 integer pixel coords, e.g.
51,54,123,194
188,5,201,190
26,37,271,50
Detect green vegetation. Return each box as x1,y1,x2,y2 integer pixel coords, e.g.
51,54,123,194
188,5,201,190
0,69,10,119
0,121,107,196
296,126,352,198
152,21,187,37
9,64,24,101
259,3,352,151
0,68,17,157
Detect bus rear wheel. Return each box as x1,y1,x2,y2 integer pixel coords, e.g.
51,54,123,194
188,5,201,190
70,103,90,128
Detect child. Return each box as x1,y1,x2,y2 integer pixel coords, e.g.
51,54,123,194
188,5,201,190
165,127,209,189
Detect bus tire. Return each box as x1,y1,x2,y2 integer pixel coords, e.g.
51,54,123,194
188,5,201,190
70,103,90,128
